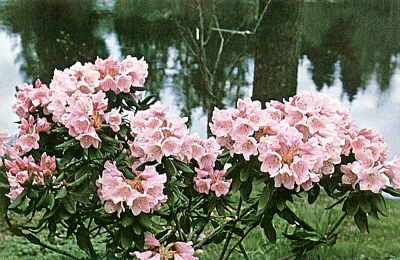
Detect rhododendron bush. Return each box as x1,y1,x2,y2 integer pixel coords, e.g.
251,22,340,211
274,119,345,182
1,55,399,260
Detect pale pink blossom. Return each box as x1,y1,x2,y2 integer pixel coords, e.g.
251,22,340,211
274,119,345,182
194,168,231,197
5,153,56,202
383,156,400,188
103,108,122,132
131,232,198,260
233,136,258,161
97,161,167,217
77,126,101,148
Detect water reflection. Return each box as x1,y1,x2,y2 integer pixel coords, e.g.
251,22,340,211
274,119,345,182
302,0,399,100
0,0,398,156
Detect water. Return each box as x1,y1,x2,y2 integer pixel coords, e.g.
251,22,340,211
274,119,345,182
0,0,399,159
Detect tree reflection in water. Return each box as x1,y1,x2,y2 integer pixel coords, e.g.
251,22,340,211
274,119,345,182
0,0,398,128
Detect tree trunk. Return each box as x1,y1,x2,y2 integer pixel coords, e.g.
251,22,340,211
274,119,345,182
252,0,303,105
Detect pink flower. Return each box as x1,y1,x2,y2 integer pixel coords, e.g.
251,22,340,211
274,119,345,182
144,231,161,249
5,153,56,202
230,117,254,139
116,74,132,93
97,161,167,217
194,168,231,197
194,177,212,194
35,117,51,134
143,142,164,163
132,251,155,260
131,232,198,260
274,164,296,190
233,136,258,161
66,115,91,136
259,151,281,176
104,108,122,132
161,137,182,157
384,156,400,188
210,107,234,137
13,132,40,153
0,130,11,162
77,126,101,148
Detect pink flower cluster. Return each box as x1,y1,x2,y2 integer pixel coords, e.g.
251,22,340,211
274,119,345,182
131,232,198,260
4,153,56,202
341,128,400,193
12,79,52,119
128,101,231,196
47,56,146,148
11,115,51,154
11,56,147,149
0,130,14,166
96,161,167,217
194,169,231,197
210,91,400,193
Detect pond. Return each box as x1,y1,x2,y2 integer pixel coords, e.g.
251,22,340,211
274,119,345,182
0,0,399,160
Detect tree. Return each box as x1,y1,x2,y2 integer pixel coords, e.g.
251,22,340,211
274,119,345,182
252,0,304,105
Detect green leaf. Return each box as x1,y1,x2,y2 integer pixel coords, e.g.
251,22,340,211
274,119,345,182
55,187,67,200
326,234,338,246
230,175,242,193
53,172,65,185
307,184,320,204
139,94,157,106
25,233,41,245
258,182,272,213
63,195,76,214
180,214,191,234
122,167,136,180
276,195,286,212
48,192,55,210
359,195,371,213
262,215,276,243
133,231,145,251
52,127,68,133
224,162,241,179
342,196,359,216
232,227,245,237
371,193,387,216
138,214,152,229
212,231,227,244
100,134,121,145
54,139,79,150
8,188,28,210
0,182,9,189
383,186,400,197
240,180,252,202
133,224,142,235
121,211,135,227
68,173,89,187
120,226,134,250
240,165,250,182
164,157,177,176
354,209,369,233
173,159,194,174
76,227,94,255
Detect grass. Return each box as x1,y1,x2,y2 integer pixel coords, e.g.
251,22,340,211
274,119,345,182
199,191,400,260
1,192,400,260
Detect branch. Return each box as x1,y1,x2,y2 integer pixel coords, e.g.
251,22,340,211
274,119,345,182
222,222,258,260
251,0,273,35
4,213,78,259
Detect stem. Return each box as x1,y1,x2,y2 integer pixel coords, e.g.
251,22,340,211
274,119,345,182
223,223,258,260
252,0,273,35
4,213,78,259
278,213,348,260
327,212,347,238
219,198,243,260
169,205,187,242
